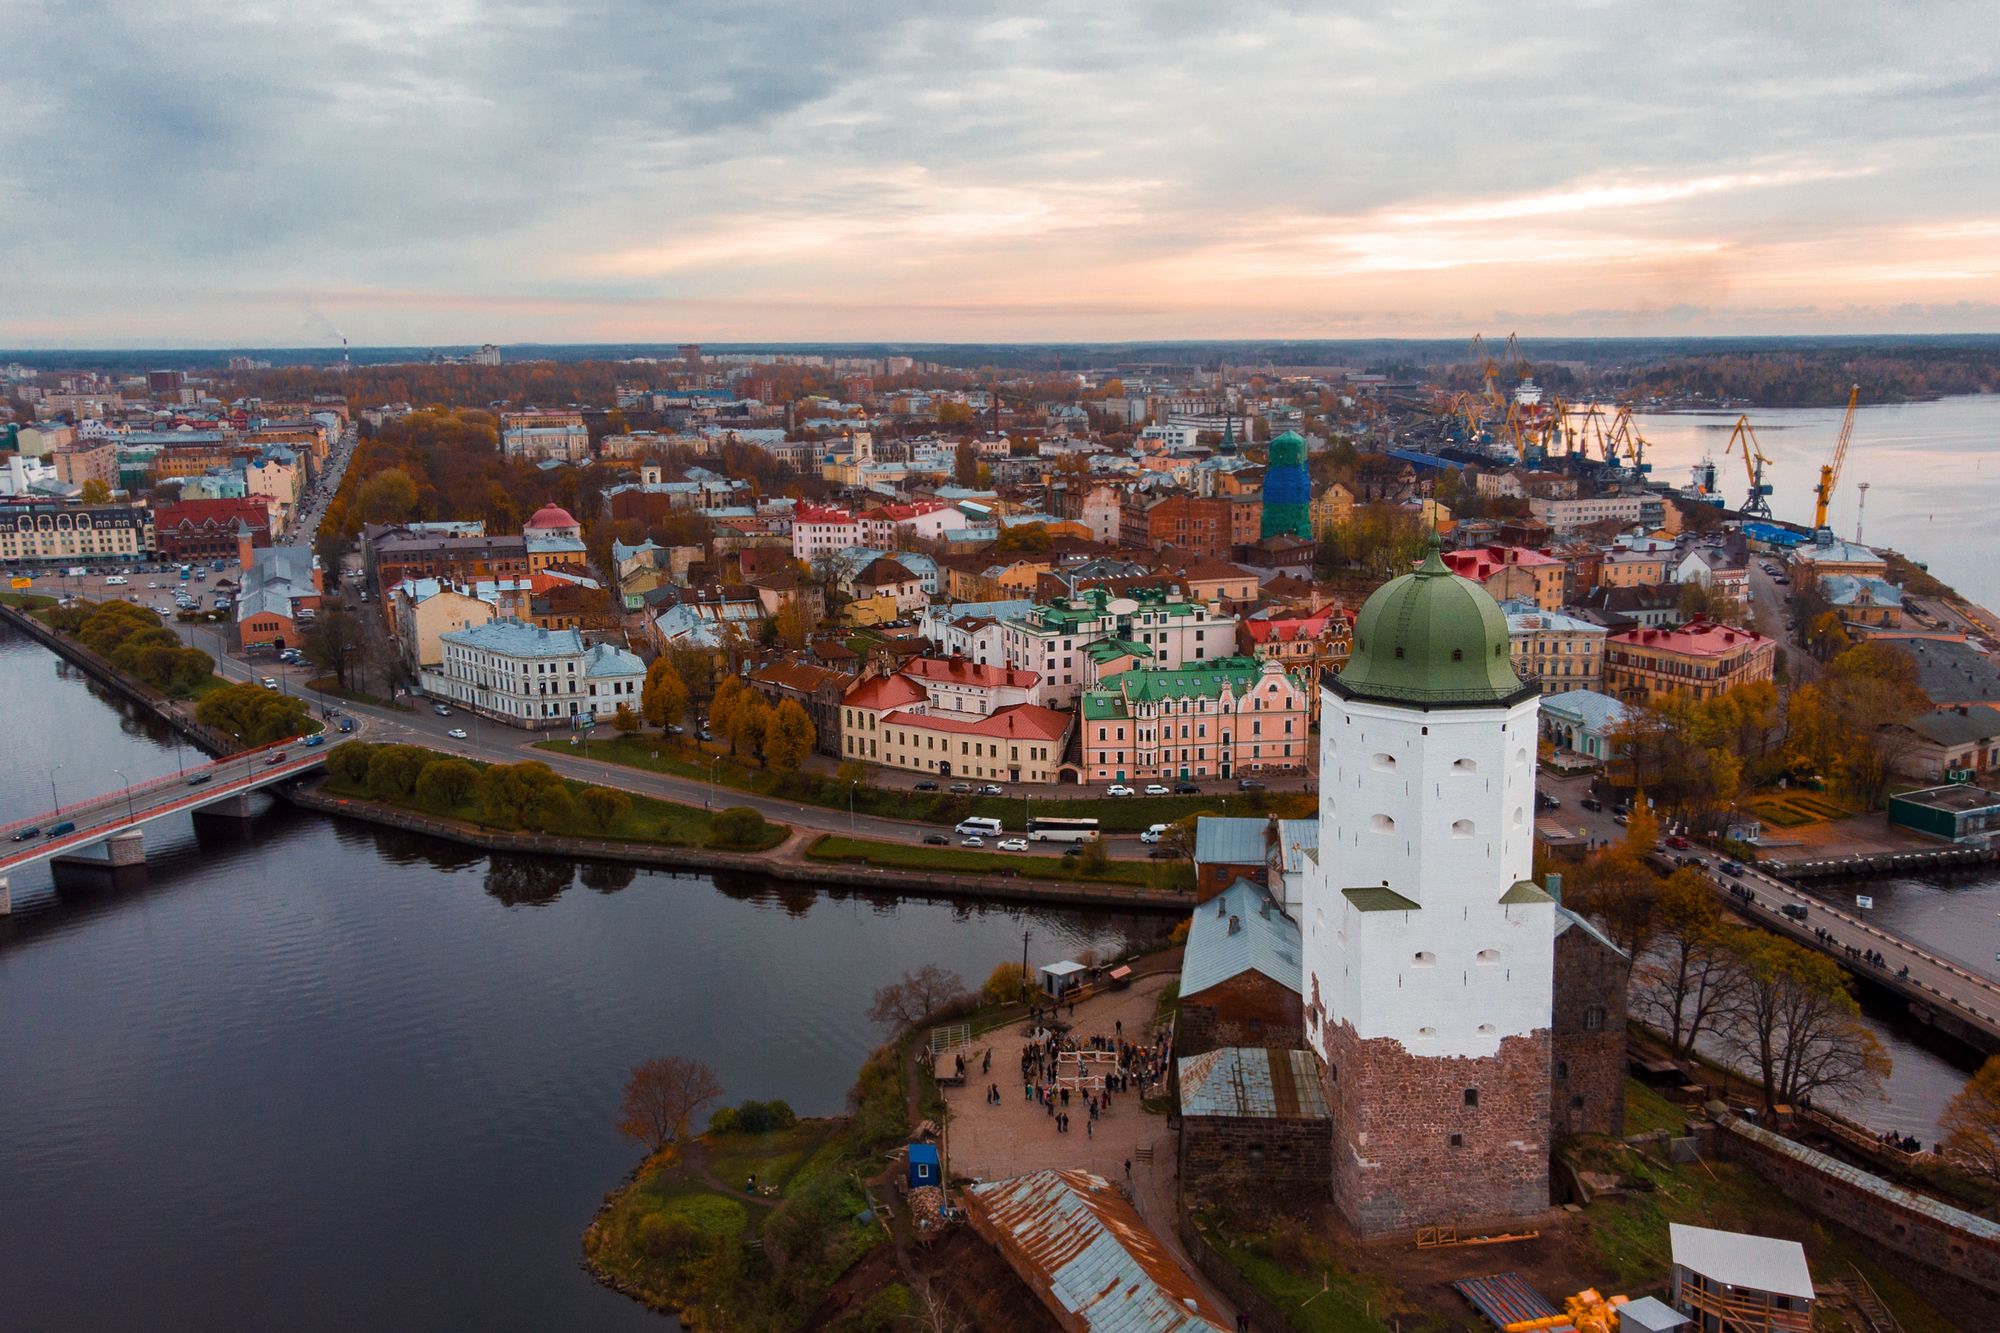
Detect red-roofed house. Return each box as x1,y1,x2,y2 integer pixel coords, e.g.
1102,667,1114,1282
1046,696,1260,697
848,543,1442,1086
859,499,967,545
900,655,1041,715
1239,603,1353,678
791,503,860,560
1442,544,1566,610
840,663,1071,783
1605,618,1776,703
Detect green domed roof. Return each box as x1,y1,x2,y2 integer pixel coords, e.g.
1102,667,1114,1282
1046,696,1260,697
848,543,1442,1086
1333,541,1531,708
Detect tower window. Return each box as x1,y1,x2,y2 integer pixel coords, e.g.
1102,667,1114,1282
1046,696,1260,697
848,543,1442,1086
1584,1006,1606,1031
1555,1060,1569,1079
1452,648,1463,661
1370,813,1395,834
1452,758,1477,773
1412,951,1435,968
1371,752,1396,771
1449,1133,1464,1147
1476,948,1499,965
1464,1088,1479,1107
1394,646,1404,659
1452,819,1475,838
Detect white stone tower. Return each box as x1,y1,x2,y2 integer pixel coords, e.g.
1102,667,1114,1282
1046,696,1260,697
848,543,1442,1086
1302,540,1555,1234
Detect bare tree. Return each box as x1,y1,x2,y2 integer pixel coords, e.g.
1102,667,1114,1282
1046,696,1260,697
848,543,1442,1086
616,1055,724,1153
1723,932,1889,1111
867,964,968,1031
1631,869,1746,1060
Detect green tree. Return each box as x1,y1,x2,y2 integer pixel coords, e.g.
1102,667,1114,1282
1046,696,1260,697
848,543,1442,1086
365,744,431,800
762,698,815,773
352,467,420,525
578,785,632,831
326,741,378,787
611,702,640,734
524,782,576,833
708,805,768,848
413,757,479,811
195,682,310,747
477,760,564,829
640,656,688,732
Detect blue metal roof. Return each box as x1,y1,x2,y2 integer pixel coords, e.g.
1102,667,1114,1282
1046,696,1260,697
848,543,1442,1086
1540,688,1628,734
1192,815,1265,867
1180,879,1301,1001
908,1142,940,1167
441,618,586,658
1178,1047,1327,1119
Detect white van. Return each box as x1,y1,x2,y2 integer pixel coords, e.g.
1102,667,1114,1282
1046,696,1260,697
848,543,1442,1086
954,817,1003,838
1139,823,1170,844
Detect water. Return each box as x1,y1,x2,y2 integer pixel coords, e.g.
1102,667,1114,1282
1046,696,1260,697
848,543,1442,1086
1634,394,2000,608
0,625,1158,1331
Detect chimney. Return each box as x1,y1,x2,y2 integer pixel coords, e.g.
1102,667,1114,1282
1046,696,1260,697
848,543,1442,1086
1227,916,1241,936
1546,872,1563,904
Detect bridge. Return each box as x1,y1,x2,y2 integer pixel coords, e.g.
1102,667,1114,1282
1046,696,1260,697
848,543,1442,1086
1699,848,2000,1054
0,741,330,894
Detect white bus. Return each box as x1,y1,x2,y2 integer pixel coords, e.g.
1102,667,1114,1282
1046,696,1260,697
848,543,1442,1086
1027,816,1101,844
954,817,1004,838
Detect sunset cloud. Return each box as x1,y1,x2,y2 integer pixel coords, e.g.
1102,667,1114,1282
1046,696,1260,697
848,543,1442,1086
0,1,1995,345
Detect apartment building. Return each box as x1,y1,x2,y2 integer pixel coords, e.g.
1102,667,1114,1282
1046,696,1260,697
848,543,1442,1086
838,671,1073,784
1080,656,1309,783
421,619,644,728
1505,606,1607,694
499,410,590,463
1604,619,1776,703
998,586,1240,708
0,502,154,565
1442,544,1566,610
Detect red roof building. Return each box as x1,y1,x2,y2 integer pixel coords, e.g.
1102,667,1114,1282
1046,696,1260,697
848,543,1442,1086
151,497,273,560
1605,618,1776,703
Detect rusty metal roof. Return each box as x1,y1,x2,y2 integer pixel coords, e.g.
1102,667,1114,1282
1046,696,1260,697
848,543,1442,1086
963,1169,1229,1332
1178,1047,1329,1121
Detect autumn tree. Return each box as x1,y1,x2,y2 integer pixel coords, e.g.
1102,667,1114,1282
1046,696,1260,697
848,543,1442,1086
477,760,565,829
953,438,980,486
727,691,771,762
867,964,968,1031
352,467,419,525
1724,932,1890,1112
577,785,632,831
772,598,814,649
1941,1057,2000,1185
1632,868,1745,1060
79,478,112,504
616,1055,724,1154
413,757,479,812
983,962,1033,1006
305,607,370,690
1564,839,1662,970
762,698,816,773
640,656,688,733
611,702,640,734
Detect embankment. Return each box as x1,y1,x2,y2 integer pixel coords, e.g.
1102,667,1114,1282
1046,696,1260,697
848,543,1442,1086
0,602,232,755
284,784,1192,912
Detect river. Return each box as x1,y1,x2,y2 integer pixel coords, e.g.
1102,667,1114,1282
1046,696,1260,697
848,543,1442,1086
0,626,1161,1332
1634,394,2000,608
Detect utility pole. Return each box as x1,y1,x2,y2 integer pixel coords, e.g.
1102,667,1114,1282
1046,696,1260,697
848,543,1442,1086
1856,481,1870,546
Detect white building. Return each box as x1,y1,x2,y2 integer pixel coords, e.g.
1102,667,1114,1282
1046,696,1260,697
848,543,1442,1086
420,619,645,729
998,588,1240,709
1301,545,1554,1235
791,503,861,560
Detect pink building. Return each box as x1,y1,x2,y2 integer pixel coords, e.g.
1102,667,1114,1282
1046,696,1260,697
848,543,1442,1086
1079,656,1309,784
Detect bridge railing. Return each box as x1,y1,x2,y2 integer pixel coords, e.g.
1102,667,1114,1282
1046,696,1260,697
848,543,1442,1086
0,737,309,842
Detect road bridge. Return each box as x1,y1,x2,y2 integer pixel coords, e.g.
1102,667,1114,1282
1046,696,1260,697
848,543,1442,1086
1695,848,2000,1054
0,742,328,893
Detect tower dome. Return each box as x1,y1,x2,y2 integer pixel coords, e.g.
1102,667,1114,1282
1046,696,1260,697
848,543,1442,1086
526,503,579,532
1333,540,1529,707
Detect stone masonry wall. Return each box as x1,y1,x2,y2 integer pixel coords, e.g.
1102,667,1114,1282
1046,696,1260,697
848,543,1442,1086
1323,1020,1552,1235
1180,1114,1333,1205
1177,972,1305,1058
1551,925,1627,1138
1713,1112,2000,1294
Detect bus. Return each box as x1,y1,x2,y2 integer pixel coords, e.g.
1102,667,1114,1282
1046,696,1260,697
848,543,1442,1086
954,817,1004,838
1027,816,1100,844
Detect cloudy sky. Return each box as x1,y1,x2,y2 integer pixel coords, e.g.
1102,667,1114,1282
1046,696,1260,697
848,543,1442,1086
4,0,1998,346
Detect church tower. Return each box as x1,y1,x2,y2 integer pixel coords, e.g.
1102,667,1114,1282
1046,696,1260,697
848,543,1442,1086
1302,541,1554,1234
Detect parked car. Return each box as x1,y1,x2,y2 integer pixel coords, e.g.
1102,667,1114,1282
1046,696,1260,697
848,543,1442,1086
1612,813,1628,826
1535,793,1560,811
1105,784,1135,797
432,704,452,716
261,677,278,690
1666,835,1691,850
1142,784,1170,796
1237,778,1265,791
11,825,40,841
960,835,985,848
949,781,972,794
1148,848,1179,859
997,838,1029,852
1579,797,1603,812
1173,782,1199,794
922,833,948,846
446,728,468,740
913,781,939,792
978,783,1003,796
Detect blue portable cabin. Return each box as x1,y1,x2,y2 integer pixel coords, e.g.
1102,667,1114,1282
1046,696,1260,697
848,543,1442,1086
907,1142,940,1190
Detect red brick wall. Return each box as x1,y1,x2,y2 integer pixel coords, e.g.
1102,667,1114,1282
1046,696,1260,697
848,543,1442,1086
1181,1114,1332,1204
1178,972,1304,1057
1321,1020,1552,1235
1195,859,1264,902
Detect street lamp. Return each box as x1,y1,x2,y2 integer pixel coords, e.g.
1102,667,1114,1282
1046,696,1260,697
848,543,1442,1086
708,755,720,810
48,763,63,817
849,780,858,833
112,768,137,825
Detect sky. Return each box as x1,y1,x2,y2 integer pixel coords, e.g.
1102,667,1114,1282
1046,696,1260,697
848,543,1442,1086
3,0,1999,347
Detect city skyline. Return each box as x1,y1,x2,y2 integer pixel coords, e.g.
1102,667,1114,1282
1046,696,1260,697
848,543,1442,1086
5,1,1998,346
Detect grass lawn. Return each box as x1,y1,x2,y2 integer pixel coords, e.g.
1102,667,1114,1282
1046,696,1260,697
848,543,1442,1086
304,675,414,711
1193,1212,1417,1333
548,734,1309,833
0,591,57,610
321,746,787,851
1621,1078,1694,1139
707,1122,835,1198
805,833,1193,890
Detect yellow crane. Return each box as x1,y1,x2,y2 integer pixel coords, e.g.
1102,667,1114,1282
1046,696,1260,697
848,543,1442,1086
1812,384,1860,531
1725,415,1774,519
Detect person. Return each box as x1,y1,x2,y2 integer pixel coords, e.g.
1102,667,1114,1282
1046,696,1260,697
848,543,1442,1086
745,1174,755,1193
1124,1158,1132,1180
1237,1313,1250,1332
1087,1117,1093,1139
982,1049,991,1074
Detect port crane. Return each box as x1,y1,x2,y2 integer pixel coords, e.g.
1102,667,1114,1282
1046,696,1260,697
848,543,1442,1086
1724,415,1774,519
1811,384,1860,531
